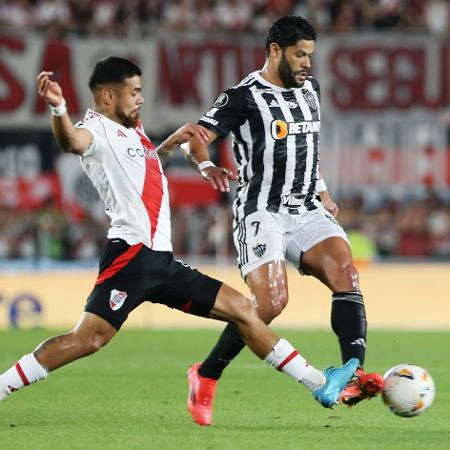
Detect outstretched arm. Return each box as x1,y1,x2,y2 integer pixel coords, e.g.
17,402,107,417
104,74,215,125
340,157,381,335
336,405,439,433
155,122,210,157
37,71,92,155
181,128,238,193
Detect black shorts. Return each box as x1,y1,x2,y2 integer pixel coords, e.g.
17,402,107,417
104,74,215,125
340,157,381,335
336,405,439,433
85,239,222,330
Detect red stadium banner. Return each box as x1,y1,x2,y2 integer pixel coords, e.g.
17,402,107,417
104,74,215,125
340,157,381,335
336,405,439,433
0,33,448,198
0,34,448,128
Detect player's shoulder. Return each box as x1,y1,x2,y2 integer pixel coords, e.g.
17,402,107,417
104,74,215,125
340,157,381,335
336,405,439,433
75,110,103,129
215,72,259,106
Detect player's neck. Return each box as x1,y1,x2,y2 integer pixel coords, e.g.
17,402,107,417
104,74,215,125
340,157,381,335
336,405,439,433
93,105,124,127
259,61,306,90
259,63,285,88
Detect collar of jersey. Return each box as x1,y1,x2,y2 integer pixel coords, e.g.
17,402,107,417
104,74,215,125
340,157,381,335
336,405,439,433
252,71,302,93
86,109,131,134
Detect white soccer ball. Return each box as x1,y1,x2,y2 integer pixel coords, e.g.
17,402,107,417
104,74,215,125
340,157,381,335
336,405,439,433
382,364,435,418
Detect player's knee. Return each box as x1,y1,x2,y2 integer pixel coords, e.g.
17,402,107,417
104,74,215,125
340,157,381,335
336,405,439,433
343,263,360,290
257,293,288,323
271,292,289,318
230,294,257,326
332,261,360,292
72,330,111,356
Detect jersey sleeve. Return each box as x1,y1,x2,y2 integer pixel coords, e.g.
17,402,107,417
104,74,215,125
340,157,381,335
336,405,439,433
198,87,248,138
75,118,100,158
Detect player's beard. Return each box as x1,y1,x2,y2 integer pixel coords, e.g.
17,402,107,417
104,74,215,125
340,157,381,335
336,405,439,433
278,52,304,89
117,109,139,128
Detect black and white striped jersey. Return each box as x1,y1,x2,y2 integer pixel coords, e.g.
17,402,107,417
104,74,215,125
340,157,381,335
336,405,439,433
198,70,321,222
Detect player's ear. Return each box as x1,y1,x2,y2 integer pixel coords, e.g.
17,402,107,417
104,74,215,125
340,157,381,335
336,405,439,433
270,43,282,60
102,87,114,105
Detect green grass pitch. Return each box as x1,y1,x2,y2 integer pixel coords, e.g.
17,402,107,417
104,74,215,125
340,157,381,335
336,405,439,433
1,329,449,450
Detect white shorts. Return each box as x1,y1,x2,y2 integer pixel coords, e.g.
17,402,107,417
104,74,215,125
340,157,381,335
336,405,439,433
233,200,349,278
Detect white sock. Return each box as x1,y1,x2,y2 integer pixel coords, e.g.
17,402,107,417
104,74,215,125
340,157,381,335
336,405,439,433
264,338,326,391
0,353,48,395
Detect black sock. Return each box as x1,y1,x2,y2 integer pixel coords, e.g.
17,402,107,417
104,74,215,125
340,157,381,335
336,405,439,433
331,291,367,366
198,323,245,380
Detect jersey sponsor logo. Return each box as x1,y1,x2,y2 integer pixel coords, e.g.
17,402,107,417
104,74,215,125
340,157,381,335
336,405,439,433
117,129,127,137
282,194,305,208
199,115,218,126
109,289,127,311
213,93,229,108
252,243,266,258
127,147,158,160
272,119,289,139
271,119,320,140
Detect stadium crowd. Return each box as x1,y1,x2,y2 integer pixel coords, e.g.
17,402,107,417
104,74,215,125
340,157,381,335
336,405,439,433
0,191,449,262
0,0,448,37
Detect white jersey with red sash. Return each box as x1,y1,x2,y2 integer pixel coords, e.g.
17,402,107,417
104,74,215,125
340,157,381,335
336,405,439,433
76,110,172,251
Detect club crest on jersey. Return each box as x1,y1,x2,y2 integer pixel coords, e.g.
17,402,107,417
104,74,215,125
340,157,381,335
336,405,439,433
271,119,320,140
252,243,266,258
109,289,127,311
302,89,318,110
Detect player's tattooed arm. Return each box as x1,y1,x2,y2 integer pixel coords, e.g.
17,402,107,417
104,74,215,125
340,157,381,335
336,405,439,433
156,123,209,157
36,71,92,155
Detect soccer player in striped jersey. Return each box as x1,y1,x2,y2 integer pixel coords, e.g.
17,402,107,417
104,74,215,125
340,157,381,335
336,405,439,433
185,16,383,425
0,57,359,415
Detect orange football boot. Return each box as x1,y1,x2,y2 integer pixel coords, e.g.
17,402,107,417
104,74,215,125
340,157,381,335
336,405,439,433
187,363,217,426
340,369,384,406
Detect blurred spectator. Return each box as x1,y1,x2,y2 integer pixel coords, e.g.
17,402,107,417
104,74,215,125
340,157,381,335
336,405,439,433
0,0,33,29
0,0,447,37
329,0,358,33
91,0,119,35
70,0,93,36
136,0,164,36
34,0,72,36
214,0,252,32
424,0,450,35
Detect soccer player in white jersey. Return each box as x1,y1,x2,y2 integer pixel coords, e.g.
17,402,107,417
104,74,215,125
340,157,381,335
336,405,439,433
184,17,384,425
0,57,359,417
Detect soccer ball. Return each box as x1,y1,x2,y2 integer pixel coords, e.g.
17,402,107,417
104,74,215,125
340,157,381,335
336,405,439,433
382,364,435,418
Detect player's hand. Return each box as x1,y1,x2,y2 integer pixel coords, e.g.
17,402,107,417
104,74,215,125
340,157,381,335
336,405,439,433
201,166,238,193
36,71,63,107
319,191,339,217
171,123,210,146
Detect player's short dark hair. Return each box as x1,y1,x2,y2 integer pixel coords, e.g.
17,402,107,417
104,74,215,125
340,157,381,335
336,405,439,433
265,16,316,56
89,56,142,91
